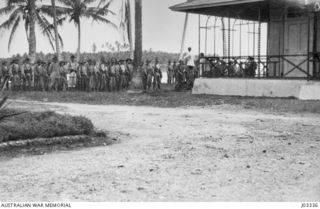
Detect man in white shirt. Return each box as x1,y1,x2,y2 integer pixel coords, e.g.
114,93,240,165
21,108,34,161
183,47,195,90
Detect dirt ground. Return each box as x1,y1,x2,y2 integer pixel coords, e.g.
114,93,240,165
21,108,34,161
0,100,319,202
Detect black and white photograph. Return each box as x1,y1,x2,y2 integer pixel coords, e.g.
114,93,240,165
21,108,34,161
0,0,319,207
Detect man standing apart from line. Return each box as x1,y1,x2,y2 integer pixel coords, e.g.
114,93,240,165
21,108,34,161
183,47,195,90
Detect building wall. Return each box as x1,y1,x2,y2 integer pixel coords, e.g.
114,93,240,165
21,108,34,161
267,4,315,78
267,7,285,77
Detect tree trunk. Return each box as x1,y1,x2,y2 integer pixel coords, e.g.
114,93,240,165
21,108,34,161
130,0,143,91
28,0,37,64
77,22,81,62
51,0,61,61
127,0,134,59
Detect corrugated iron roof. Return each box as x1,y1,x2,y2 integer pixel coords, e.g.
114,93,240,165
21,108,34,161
170,0,266,11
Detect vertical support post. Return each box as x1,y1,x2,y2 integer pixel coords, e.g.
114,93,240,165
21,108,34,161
307,12,311,80
180,13,189,60
205,16,210,56
281,10,286,77
228,17,231,63
313,12,317,78
239,21,242,57
253,21,256,58
198,14,201,57
214,17,217,56
258,7,262,78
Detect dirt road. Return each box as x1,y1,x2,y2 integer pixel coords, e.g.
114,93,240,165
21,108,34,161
0,101,319,202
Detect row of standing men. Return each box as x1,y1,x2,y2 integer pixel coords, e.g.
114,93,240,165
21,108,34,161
0,56,199,92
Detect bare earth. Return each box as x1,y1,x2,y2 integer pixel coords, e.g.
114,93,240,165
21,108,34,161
0,101,319,202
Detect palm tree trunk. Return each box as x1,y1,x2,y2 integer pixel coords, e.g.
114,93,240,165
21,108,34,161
28,0,37,64
127,0,134,59
134,0,142,69
51,0,61,61
77,21,81,62
130,0,143,91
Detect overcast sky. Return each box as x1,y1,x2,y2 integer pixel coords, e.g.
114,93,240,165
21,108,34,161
0,0,203,58
0,0,267,58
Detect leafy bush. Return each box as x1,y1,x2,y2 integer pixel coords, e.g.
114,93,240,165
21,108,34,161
0,111,94,142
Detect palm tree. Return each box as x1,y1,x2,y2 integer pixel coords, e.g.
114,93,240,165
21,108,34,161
51,0,61,61
0,0,63,63
55,0,116,62
129,0,143,90
134,0,142,70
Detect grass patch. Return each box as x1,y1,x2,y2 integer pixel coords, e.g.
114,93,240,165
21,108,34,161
7,84,320,114
0,111,94,143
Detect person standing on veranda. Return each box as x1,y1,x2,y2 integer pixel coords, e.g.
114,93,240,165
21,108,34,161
183,47,195,90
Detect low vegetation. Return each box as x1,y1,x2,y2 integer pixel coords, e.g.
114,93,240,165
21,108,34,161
0,111,94,143
9,86,320,114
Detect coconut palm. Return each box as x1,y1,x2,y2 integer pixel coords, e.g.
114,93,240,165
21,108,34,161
129,0,143,90
134,0,142,69
51,0,61,61
0,0,63,63
54,0,116,62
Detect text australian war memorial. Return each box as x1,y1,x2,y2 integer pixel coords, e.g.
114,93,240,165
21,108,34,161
170,0,320,100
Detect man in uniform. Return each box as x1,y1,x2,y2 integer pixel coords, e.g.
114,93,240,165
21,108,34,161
87,59,96,92
144,59,153,91
109,59,117,91
153,58,162,91
167,60,173,85
99,58,108,91
67,55,78,91
49,56,60,92
114,59,121,91
10,59,21,91
183,47,195,90
59,61,68,91
21,57,33,90
79,60,89,91
1,61,10,90
245,56,257,78
126,58,134,84
119,60,126,90
36,60,48,91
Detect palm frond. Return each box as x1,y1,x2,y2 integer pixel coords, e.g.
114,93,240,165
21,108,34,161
8,16,21,51
6,0,26,7
0,7,23,30
57,0,74,8
58,33,64,49
0,5,15,16
36,13,56,51
39,5,72,17
85,11,116,28
97,0,114,9
83,0,98,5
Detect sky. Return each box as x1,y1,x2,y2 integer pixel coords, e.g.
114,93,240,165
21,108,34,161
0,0,267,58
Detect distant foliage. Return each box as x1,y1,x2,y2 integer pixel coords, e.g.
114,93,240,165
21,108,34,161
1,51,180,64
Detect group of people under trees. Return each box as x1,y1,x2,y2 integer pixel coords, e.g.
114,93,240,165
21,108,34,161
0,46,259,93
0,55,144,92
0,47,199,93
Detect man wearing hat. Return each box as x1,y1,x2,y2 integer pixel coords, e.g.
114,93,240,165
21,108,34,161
0,60,10,90
144,59,153,91
109,58,117,91
67,55,78,90
21,57,33,90
49,56,60,91
245,56,257,78
79,59,89,91
35,60,48,91
153,58,162,91
10,59,21,91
